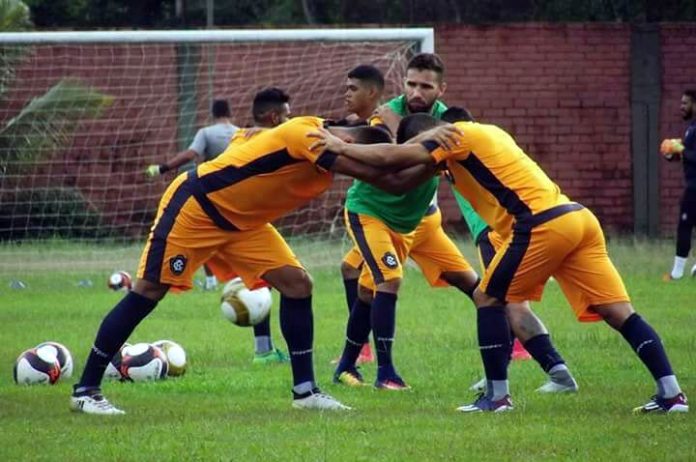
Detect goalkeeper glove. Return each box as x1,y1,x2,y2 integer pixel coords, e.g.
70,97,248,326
660,138,684,161
145,164,170,177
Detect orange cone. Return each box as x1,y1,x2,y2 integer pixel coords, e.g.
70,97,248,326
511,338,532,360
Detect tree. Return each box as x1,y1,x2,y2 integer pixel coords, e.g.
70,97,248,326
0,0,114,240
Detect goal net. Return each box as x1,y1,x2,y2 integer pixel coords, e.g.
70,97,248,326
0,29,433,279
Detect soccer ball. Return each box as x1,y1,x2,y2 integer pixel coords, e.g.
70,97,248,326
13,347,62,385
152,339,187,377
119,343,168,382
220,277,272,327
108,271,132,291
35,341,73,379
103,343,131,380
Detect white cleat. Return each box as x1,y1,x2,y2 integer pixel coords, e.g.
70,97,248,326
292,391,352,411
691,264,696,278
70,393,126,415
536,378,579,394
469,377,486,393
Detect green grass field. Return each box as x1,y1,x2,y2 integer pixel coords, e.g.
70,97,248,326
0,239,694,461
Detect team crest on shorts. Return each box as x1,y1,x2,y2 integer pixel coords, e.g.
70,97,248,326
169,255,187,276
382,252,399,269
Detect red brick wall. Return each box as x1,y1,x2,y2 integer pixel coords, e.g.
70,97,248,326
436,23,633,234
659,24,696,236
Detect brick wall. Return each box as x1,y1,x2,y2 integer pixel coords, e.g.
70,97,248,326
658,24,696,236
436,23,633,234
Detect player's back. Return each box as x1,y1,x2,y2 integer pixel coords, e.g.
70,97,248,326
194,117,333,230
442,122,571,236
199,123,239,160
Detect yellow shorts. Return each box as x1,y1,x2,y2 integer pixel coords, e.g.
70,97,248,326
137,175,302,291
479,205,630,322
342,246,364,270
344,210,414,291
410,207,474,287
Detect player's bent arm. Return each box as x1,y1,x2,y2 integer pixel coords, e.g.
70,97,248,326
164,149,200,171
324,152,436,195
340,142,433,169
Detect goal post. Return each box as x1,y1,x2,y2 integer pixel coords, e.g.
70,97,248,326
0,28,434,278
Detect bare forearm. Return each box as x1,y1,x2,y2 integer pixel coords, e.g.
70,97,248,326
164,149,198,170
341,143,430,168
369,163,438,195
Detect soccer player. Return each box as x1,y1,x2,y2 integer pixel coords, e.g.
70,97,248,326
70,117,435,415
336,64,387,365
662,89,696,280
332,53,477,390
310,114,688,414
206,88,292,365
146,99,238,291
441,107,577,393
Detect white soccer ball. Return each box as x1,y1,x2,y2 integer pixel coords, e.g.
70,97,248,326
152,339,187,377
35,341,73,379
108,271,132,291
13,346,62,385
103,343,131,380
220,277,272,327
119,343,168,382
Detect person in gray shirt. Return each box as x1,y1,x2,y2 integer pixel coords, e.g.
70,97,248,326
146,99,238,291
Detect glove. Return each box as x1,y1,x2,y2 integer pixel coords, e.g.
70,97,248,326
660,139,684,161
146,164,167,177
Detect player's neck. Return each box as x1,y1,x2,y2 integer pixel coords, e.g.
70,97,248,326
214,117,233,125
356,104,378,121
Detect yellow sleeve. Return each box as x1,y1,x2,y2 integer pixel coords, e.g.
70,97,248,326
284,117,337,171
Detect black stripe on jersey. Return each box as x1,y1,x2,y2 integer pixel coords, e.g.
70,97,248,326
484,229,531,302
187,171,239,231
475,227,496,270
458,154,532,218
144,180,192,283
347,211,385,284
198,148,301,194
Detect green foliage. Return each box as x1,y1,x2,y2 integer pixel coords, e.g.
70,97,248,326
0,78,114,175
0,187,109,240
0,0,32,31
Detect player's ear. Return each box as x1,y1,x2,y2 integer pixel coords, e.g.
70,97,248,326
439,81,447,97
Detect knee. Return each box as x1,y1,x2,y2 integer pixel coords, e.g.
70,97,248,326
442,270,479,296
266,267,313,299
358,284,374,304
340,261,360,280
376,278,401,294
473,287,502,308
591,302,635,330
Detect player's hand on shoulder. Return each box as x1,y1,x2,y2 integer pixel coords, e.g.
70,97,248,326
307,127,346,155
243,127,266,138
418,124,463,151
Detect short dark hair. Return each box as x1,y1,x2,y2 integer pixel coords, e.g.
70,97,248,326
252,87,290,122
407,53,445,78
347,64,385,90
211,99,231,118
684,89,696,102
442,106,475,123
327,125,392,144
396,113,441,144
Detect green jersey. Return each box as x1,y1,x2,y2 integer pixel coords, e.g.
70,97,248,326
344,95,447,233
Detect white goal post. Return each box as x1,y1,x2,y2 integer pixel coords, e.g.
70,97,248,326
0,28,434,277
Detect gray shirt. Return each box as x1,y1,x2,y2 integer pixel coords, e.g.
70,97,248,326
188,122,239,161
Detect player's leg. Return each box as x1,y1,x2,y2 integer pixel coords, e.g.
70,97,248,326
222,224,349,410
339,248,372,364
334,283,373,386
555,208,687,413
459,215,579,413
202,263,218,290
343,211,412,390
206,254,287,364
72,180,216,415
472,228,577,392
666,189,694,280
